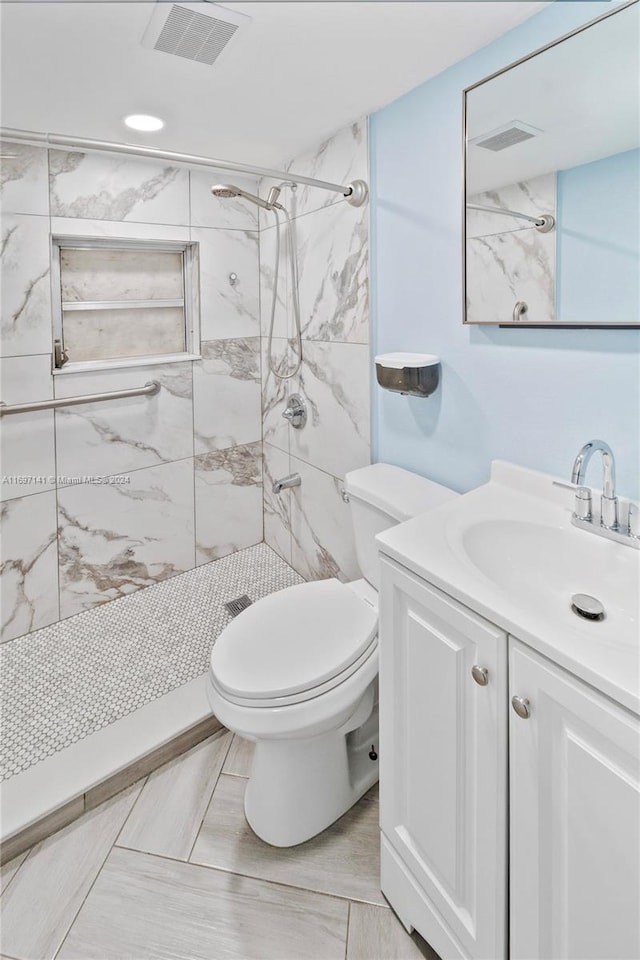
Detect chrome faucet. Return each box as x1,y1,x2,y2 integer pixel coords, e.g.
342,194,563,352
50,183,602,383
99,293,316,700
553,439,638,549
272,473,301,495
571,439,618,531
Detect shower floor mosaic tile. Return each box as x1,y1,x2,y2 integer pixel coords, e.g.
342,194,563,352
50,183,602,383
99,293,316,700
0,544,304,781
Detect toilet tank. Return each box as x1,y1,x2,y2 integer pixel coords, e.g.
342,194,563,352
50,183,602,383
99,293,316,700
345,463,458,590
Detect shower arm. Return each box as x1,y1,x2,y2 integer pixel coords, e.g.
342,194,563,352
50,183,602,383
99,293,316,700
0,127,368,207
466,202,555,233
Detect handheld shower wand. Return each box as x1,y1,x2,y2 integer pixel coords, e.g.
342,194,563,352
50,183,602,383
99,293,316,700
211,183,302,380
211,183,282,211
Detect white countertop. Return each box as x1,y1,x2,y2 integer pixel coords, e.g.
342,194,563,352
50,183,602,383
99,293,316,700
376,461,640,716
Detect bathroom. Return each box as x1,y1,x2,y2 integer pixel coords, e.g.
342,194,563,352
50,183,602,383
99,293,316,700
0,0,638,957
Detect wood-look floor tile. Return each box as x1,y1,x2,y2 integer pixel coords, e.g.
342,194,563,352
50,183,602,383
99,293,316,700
190,773,384,905
0,783,142,960
1,795,85,865
116,731,232,860
85,716,222,810
0,852,29,895
222,734,255,777
347,902,440,959
58,846,349,960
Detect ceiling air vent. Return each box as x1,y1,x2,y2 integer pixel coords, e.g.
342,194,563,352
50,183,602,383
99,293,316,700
141,2,250,67
470,120,543,152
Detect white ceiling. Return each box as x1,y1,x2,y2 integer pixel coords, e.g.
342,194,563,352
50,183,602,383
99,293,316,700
0,1,549,167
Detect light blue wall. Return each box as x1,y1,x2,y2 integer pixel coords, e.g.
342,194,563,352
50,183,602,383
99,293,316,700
370,2,640,500
557,148,640,324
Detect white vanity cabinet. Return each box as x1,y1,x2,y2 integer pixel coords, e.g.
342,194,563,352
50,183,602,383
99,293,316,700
378,557,508,960
379,556,640,960
509,639,640,960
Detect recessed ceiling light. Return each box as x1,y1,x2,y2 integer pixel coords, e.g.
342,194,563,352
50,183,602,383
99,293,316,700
124,114,164,132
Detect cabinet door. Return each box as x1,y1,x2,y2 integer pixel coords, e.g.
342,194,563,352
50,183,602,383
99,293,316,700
379,557,507,960
510,639,640,960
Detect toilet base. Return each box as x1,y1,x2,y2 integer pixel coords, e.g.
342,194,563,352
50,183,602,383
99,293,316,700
244,686,379,847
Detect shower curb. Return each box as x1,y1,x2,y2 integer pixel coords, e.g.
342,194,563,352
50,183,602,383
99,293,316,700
1,714,223,865
0,674,222,865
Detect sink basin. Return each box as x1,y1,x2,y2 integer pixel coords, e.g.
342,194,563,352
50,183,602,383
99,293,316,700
460,518,639,644
377,460,640,713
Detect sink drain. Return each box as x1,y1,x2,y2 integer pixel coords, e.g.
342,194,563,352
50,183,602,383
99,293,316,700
571,593,605,621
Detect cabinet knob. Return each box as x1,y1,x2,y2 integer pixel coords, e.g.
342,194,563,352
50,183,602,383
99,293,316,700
471,665,489,686
511,696,531,719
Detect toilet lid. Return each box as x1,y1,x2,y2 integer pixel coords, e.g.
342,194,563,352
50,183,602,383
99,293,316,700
210,579,378,701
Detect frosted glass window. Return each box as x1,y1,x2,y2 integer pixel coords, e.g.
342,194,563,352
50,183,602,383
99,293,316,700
52,237,199,372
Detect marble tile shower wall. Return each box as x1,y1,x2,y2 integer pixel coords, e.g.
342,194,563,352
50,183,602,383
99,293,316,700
466,173,556,324
0,143,263,641
259,119,371,581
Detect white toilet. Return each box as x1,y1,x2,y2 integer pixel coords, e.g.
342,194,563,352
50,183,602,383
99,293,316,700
208,462,458,847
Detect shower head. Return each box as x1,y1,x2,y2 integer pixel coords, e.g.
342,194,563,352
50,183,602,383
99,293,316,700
211,184,240,198
211,183,282,211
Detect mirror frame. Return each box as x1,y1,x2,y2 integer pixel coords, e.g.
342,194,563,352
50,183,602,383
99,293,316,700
462,0,640,328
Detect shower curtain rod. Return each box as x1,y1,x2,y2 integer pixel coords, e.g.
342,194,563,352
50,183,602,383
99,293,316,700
0,127,368,207
466,202,555,233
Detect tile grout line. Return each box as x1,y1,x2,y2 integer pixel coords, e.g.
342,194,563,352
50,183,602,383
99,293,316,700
110,727,232,857
184,733,235,863
103,841,386,911
51,786,148,960
0,848,34,900
344,901,352,960
112,773,151,848
49,144,63,630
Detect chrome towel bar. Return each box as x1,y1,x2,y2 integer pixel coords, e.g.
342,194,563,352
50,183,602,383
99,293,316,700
0,380,161,417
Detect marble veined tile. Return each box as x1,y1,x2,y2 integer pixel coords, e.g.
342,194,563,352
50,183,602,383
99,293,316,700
190,169,259,230
261,337,291,453
0,214,52,357
1,492,59,642
57,458,195,618
193,338,261,454
195,442,263,564
296,199,368,343
467,173,556,239
290,340,371,479
268,118,368,222
262,442,292,565
54,362,193,480
50,217,190,244
290,456,360,583
58,845,348,960
192,227,259,341
0,141,49,216
259,219,293,340
49,150,189,225
466,228,556,324
0,356,56,502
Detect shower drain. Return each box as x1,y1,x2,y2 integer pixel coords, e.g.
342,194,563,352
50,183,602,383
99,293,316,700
224,595,253,618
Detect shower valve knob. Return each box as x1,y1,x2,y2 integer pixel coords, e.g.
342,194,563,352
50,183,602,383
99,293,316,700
281,394,307,429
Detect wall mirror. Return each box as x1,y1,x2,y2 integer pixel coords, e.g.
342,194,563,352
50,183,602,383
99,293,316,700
463,1,639,327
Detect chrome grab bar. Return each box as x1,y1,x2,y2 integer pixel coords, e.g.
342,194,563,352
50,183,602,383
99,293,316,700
0,380,161,417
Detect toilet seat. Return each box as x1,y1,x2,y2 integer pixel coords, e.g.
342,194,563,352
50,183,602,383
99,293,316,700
210,579,378,708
